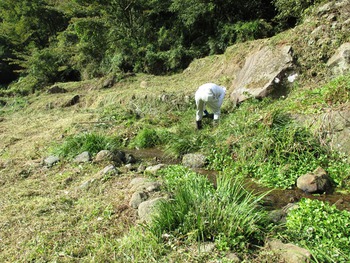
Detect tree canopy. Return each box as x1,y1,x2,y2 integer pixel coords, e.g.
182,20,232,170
0,0,320,91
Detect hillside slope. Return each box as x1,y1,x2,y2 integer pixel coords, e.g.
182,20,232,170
1,1,350,262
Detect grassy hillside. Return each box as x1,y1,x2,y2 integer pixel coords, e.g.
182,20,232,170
1,1,350,262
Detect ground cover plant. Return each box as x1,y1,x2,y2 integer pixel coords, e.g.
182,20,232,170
195,73,350,190
283,198,350,263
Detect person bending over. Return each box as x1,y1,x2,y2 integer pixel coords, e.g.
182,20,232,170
195,83,226,130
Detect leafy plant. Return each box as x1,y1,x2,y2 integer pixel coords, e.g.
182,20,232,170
284,198,350,263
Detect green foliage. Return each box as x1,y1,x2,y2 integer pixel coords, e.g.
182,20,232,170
285,198,350,263
151,165,269,251
163,127,210,158
0,0,67,47
130,127,160,149
233,20,273,43
207,104,331,189
0,0,287,87
273,0,322,27
52,132,121,159
115,227,165,262
326,154,350,188
322,74,350,105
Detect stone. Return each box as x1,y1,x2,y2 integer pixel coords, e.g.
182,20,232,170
47,85,67,94
43,155,60,167
94,150,123,166
182,153,207,168
62,95,80,107
138,197,165,223
144,164,167,175
129,177,161,192
267,239,311,263
73,151,91,163
226,252,241,263
199,242,215,253
125,153,137,164
269,203,298,223
297,167,331,193
327,42,350,76
100,165,120,176
129,191,148,209
79,178,96,189
101,76,115,89
230,45,294,104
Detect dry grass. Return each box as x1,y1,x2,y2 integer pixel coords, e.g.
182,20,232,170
0,45,246,261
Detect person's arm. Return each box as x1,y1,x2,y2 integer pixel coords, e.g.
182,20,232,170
218,87,226,108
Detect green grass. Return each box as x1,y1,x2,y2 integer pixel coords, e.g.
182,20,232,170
52,132,122,160
129,127,160,149
150,165,270,252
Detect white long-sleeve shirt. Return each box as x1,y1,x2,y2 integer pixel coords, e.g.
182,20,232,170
195,83,226,121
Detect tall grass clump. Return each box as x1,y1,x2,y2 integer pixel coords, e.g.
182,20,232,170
129,127,160,149
283,198,350,263
52,132,121,159
163,125,217,158
151,165,269,252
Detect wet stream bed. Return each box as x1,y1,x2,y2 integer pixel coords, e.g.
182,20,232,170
126,148,350,212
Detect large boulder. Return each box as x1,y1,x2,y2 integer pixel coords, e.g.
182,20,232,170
182,153,207,168
138,197,165,223
230,45,294,104
267,239,311,263
327,42,350,76
297,167,332,194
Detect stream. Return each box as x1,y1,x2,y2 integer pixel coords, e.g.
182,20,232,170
126,148,350,212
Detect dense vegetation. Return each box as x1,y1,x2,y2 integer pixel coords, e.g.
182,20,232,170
1,0,321,93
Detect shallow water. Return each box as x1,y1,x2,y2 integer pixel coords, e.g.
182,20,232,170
127,148,350,212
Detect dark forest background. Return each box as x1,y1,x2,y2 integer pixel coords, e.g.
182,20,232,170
0,0,320,93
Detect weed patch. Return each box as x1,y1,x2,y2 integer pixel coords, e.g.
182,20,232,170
52,132,122,159
284,198,350,263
